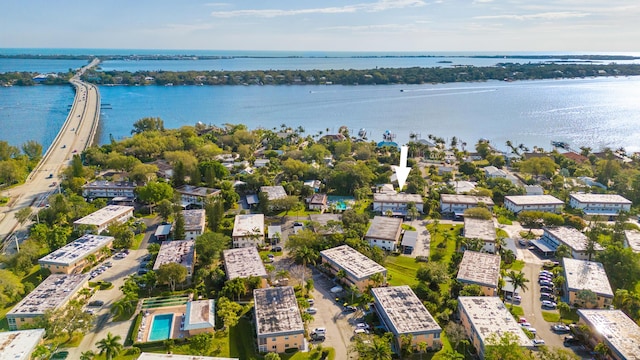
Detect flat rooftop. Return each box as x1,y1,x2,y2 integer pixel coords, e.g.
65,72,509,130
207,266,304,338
39,234,114,266
154,224,172,237
138,353,237,360
184,299,215,331
260,185,287,200
153,240,195,273
463,218,496,242
440,194,494,206
457,251,501,288
504,194,564,205
73,205,133,227
563,258,613,297
320,245,386,281
308,214,343,234
373,193,424,203
223,247,267,280
545,227,604,252
625,230,640,253
0,328,46,360
365,216,403,241
175,185,220,197
8,274,89,316
82,180,136,189
458,297,531,347
372,286,441,335
254,286,304,336
183,209,205,231
570,193,632,204
232,214,265,238
578,310,640,360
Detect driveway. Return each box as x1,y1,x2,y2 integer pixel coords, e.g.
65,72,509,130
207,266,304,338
406,219,430,259
64,248,148,358
309,270,357,359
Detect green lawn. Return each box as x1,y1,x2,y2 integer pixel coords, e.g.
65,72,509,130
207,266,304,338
541,311,560,323
132,233,145,250
509,305,524,318
428,224,461,265
0,265,45,331
229,317,259,359
385,255,422,287
503,260,525,272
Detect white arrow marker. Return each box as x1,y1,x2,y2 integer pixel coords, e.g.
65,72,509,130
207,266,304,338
394,145,411,190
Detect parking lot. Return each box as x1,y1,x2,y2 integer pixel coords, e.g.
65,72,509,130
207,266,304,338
308,270,365,360
65,248,148,359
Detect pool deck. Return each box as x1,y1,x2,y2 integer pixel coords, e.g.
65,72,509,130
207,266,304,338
137,305,188,343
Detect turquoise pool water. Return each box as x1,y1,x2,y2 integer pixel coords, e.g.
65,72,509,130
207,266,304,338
148,314,173,342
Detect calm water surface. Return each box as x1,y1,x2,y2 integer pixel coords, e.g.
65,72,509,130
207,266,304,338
2,77,640,153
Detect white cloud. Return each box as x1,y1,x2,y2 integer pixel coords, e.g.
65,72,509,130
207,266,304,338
474,11,589,21
318,23,417,32
211,0,426,18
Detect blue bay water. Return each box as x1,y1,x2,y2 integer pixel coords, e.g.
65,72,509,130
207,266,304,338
0,58,89,73
94,77,640,152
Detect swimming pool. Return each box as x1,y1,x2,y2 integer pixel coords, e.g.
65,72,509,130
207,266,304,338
148,313,173,342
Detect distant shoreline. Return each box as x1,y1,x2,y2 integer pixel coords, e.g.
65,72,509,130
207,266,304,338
0,53,639,61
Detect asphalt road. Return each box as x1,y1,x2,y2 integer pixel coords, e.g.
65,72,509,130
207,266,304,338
0,59,101,251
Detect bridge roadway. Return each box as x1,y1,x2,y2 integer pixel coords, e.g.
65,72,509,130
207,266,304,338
0,59,101,251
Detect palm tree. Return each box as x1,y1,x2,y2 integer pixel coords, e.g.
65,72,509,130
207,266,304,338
366,337,393,360
506,270,529,308
96,332,123,360
417,342,428,360
555,244,571,260
80,350,96,360
594,342,609,359
440,350,464,360
293,246,318,284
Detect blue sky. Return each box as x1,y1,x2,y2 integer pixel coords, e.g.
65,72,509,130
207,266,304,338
2,0,638,52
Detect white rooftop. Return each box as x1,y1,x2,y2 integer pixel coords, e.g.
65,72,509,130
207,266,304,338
440,194,494,206
449,181,477,194
577,310,640,360
153,240,195,273
183,209,205,231
372,286,441,335
267,225,282,239
260,185,287,200
184,300,215,331
458,297,531,347
504,195,564,205
232,214,264,238
137,353,237,360
8,274,89,316
563,258,613,297
373,193,424,203
82,180,136,189
175,185,220,197
73,205,133,227
365,216,403,241
254,286,304,336
320,245,386,281
570,193,632,204
39,234,114,266
624,230,640,253
0,328,46,360
545,227,604,252
463,218,496,242
223,247,268,280
457,251,501,288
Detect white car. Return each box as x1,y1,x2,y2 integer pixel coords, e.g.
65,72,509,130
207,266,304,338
306,307,318,315
533,339,545,346
354,328,369,335
356,323,370,330
330,286,343,294
506,294,522,302
520,322,531,328
314,327,326,335
542,300,557,309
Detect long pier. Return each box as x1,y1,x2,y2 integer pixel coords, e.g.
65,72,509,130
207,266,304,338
0,59,101,251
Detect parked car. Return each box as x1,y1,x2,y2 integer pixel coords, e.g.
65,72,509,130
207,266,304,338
518,317,528,324
313,328,326,335
356,323,370,330
518,239,529,246
563,335,580,345
506,294,522,302
540,286,554,293
344,305,358,312
520,322,531,328
306,307,318,315
539,279,554,287
354,328,369,335
542,300,557,309
307,299,315,305
272,246,283,252
552,324,571,333
532,339,546,347
541,293,556,301
540,270,553,275
330,286,343,294
311,333,325,341
526,328,537,335
104,261,112,268
88,300,104,307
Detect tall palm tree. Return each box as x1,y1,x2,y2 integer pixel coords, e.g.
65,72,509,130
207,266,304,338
96,332,123,360
293,246,317,284
506,271,529,308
